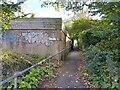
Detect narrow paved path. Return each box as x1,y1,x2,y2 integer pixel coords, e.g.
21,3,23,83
55,51,85,88
39,51,86,88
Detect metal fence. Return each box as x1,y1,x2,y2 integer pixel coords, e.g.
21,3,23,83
0,47,70,88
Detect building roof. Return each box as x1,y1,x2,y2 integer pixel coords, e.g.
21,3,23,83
10,18,62,30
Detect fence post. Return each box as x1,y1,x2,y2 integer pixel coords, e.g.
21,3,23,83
14,73,17,89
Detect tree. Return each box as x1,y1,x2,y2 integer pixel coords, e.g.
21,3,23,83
41,0,84,13
65,17,94,49
1,0,34,31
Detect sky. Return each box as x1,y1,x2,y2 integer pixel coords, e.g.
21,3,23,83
21,0,73,20
8,0,101,20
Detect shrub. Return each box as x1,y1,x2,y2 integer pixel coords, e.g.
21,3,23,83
0,49,33,80
84,42,119,88
2,63,57,89
0,49,47,80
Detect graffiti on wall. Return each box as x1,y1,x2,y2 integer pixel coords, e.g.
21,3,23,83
2,31,56,46
22,31,54,46
2,31,17,42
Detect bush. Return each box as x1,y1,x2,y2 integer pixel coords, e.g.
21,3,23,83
0,49,47,80
84,42,119,88
0,49,34,80
28,54,47,64
81,19,119,88
1,63,57,89
83,30,101,45
78,29,101,50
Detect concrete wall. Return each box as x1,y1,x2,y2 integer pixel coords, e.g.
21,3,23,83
1,18,66,57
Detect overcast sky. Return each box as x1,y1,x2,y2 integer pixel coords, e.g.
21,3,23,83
21,0,74,20
7,0,101,20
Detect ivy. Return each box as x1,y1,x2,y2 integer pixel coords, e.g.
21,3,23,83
1,63,57,89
